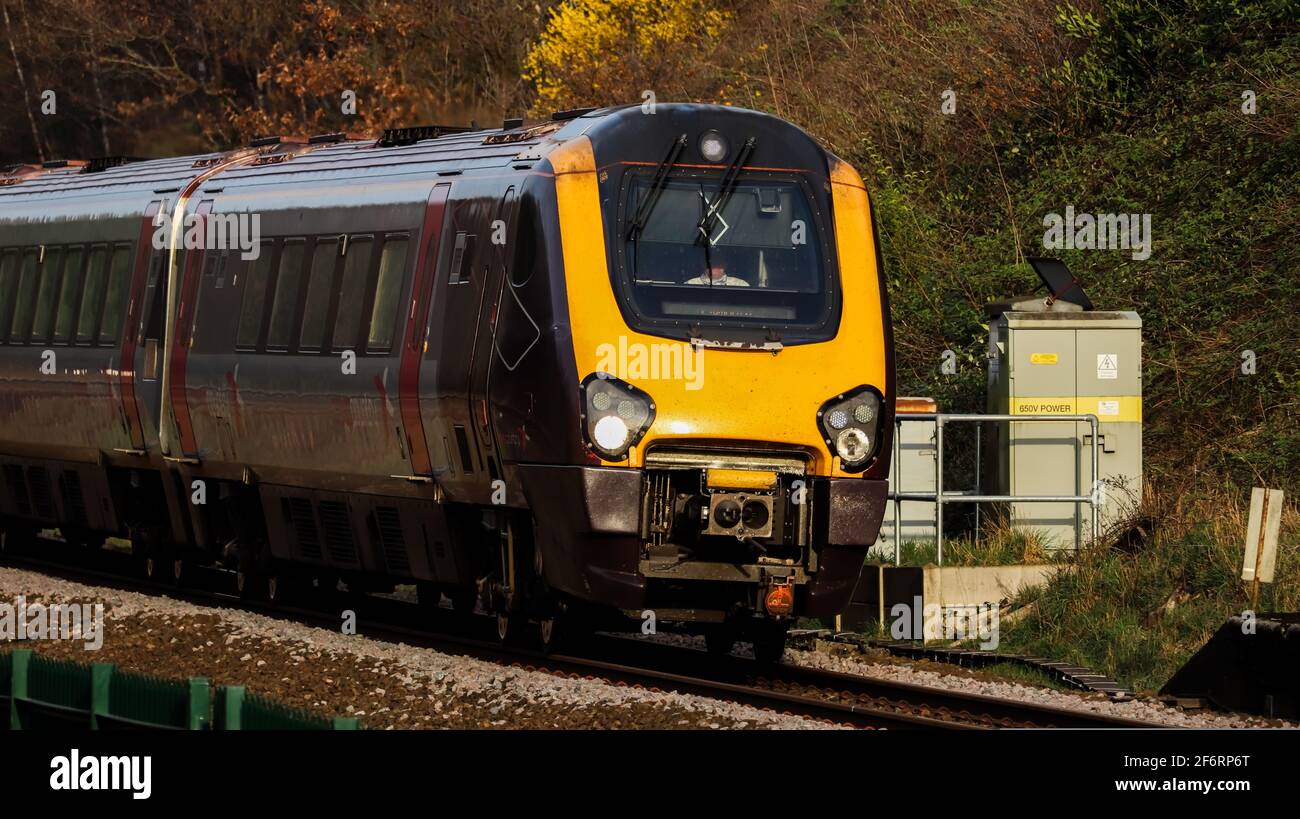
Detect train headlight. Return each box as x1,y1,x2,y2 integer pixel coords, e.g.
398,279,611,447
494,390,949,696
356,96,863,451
699,130,728,163
582,374,656,460
593,415,630,451
836,428,870,463
817,386,883,472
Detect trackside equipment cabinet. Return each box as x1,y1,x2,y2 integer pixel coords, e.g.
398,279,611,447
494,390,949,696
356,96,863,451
984,261,1143,547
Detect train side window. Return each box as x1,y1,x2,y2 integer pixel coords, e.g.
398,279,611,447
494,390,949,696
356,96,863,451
11,249,40,343
52,245,85,344
236,241,274,350
510,197,540,288
29,246,63,344
139,249,166,342
332,236,372,352
447,232,471,285
76,246,109,344
185,251,221,348
141,250,167,380
366,235,408,353
300,237,339,352
146,247,164,289
0,249,17,344
97,243,134,345
266,239,305,350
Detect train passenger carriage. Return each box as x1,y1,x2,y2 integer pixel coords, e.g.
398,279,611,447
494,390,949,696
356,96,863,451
0,103,894,661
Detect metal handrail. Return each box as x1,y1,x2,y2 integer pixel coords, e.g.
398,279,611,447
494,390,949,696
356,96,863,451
885,412,1100,565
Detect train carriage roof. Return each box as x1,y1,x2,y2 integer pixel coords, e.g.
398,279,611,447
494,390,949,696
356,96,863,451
0,104,826,227
0,114,598,218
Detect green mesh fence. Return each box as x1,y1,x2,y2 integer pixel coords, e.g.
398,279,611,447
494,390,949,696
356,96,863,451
102,669,208,730
4,649,354,730
27,653,93,710
18,652,93,728
216,686,360,730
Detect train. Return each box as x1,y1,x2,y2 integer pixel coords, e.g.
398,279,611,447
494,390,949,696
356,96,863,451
0,103,894,662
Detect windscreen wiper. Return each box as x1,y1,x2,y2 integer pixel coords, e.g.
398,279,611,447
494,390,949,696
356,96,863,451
696,136,755,246
626,134,688,241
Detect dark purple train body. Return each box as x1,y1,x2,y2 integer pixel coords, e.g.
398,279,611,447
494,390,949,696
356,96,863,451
0,105,894,659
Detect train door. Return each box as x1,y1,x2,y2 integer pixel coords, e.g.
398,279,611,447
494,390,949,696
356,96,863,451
421,190,488,494
166,198,213,462
119,199,167,454
397,183,451,480
467,187,516,484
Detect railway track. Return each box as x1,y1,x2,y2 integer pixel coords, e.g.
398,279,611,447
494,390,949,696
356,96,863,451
583,635,1162,729
0,535,1165,729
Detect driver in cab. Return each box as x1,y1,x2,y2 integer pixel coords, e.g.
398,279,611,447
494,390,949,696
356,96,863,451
686,263,749,287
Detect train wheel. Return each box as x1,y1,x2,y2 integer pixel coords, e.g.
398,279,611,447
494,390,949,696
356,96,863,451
171,555,191,587
538,607,569,655
496,612,526,645
145,546,175,585
750,621,789,665
134,529,174,585
236,567,266,600
266,566,298,605
538,599,586,655
538,616,558,652
236,538,273,600
539,609,588,655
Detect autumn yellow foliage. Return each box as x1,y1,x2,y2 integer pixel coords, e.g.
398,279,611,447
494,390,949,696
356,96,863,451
524,0,730,112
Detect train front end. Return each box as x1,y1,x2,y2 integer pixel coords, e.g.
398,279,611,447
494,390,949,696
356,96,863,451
530,104,893,650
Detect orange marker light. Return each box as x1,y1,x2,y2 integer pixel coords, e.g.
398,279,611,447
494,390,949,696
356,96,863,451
764,583,794,617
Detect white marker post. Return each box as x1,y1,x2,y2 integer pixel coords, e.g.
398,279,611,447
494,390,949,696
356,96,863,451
1242,487,1284,610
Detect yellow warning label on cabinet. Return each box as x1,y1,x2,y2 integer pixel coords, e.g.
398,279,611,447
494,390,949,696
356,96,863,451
1011,397,1076,415
1010,396,1142,422
1029,353,1059,364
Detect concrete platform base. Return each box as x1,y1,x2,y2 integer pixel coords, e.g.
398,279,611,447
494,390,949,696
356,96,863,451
840,563,1056,645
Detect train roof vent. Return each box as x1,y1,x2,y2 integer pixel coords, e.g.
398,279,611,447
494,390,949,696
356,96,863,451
377,124,477,148
502,117,524,130
0,164,41,186
484,120,563,146
249,135,309,148
82,156,145,174
308,131,369,145
550,106,597,121
246,136,316,166
1,162,78,187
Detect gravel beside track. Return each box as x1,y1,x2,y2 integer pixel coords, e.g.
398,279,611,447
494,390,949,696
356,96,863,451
0,566,834,730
